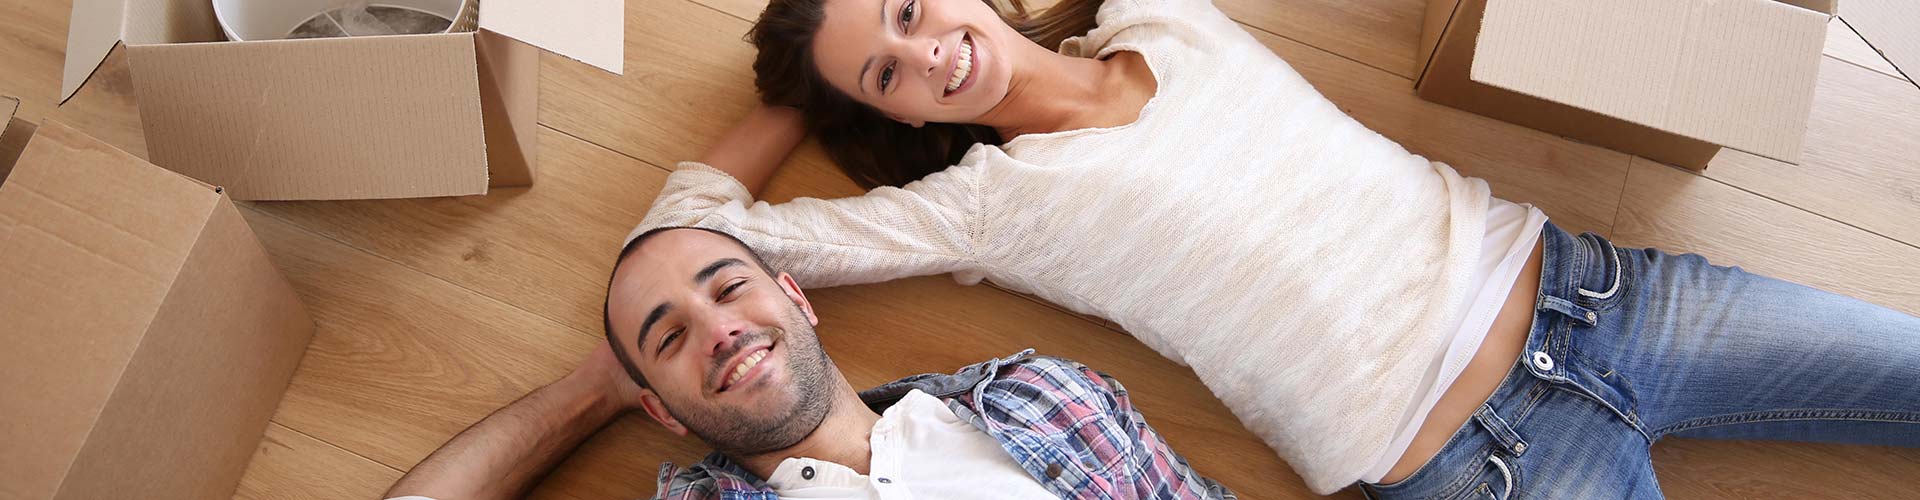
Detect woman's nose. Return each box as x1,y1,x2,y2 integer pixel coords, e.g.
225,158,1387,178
920,37,942,77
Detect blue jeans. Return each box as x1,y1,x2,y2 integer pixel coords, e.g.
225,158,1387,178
1360,222,1920,499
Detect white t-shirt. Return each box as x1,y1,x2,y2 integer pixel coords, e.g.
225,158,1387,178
766,389,1053,499
1361,200,1547,482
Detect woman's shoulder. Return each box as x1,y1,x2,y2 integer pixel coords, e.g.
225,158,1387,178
1083,0,1244,48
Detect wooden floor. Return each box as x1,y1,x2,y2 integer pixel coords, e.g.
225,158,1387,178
4,0,1919,498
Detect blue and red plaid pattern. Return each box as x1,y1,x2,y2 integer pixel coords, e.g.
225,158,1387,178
648,351,1236,499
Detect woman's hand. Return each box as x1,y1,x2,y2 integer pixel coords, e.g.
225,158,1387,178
699,104,808,196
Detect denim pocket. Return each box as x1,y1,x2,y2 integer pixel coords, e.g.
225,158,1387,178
1572,233,1627,311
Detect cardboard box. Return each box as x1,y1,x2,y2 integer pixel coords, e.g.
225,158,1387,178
1415,0,1834,168
60,0,625,200
0,99,317,499
1841,0,1920,88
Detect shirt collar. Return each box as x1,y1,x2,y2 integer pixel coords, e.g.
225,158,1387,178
656,350,1037,492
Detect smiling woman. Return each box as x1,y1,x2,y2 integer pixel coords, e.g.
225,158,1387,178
748,0,1099,188
633,0,1920,496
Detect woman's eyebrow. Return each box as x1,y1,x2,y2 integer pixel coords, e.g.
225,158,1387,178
859,56,875,95
857,0,891,95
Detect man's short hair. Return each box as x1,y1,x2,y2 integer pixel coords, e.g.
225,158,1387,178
603,226,777,388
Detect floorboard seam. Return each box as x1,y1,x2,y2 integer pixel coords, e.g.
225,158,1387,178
1662,163,1920,252
268,420,407,474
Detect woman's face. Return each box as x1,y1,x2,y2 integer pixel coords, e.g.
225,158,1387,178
812,0,1016,126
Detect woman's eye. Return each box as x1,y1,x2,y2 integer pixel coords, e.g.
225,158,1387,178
900,0,915,27
880,63,895,91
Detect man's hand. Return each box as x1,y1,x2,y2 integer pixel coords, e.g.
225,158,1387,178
575,342,649,412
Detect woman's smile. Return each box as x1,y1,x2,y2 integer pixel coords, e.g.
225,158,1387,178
943,32,978,97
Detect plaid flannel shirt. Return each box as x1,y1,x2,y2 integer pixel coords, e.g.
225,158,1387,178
648,350,1237,499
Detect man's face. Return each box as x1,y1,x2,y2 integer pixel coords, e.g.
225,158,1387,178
607,229,835,456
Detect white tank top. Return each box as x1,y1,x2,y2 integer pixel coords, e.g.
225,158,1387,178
1361,198,1548,482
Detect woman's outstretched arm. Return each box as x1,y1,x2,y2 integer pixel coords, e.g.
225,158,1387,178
698,104,807,196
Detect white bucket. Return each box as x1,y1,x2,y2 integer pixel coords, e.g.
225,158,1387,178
213,0,477,41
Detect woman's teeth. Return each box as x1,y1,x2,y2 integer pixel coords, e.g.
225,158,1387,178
727,349,768,388
947,36,973,93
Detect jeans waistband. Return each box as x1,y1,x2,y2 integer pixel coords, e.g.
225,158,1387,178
1361,222,1621,498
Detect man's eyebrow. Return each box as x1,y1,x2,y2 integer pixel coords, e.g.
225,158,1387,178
694,258,747,285
636,302,672,357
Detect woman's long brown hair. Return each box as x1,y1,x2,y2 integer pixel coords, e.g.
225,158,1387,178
748,0,1101,189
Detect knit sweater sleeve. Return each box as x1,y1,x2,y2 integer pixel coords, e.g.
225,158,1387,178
1060,0,1247,58
630,162,984,289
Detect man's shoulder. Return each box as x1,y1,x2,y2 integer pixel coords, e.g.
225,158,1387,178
965,353,1122,416
651,453,765,500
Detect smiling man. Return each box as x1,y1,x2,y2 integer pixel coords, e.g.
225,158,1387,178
382,226,1237,500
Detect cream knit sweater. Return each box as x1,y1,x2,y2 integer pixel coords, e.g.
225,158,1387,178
633,0,1490,493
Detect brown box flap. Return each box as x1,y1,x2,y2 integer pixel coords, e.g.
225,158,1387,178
61,0,222,103
1471,0,1830,163
0,121,221,499
61,0,127,103
1843,0,1920,87
0,97,35,183
126,34,489,200
480,0,625,74
55,199,314,500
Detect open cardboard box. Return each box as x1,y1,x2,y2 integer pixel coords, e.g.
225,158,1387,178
60,0,625,200
1415,0,1837,169
0,98,317,499
1839,0,1920,88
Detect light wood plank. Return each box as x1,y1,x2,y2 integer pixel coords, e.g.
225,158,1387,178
1217,0,1428,78
1618,158,1920,316
247,126,666,336
1654,439,1920,500
1825,18,1907,82
1701,56,1920,247
239,205,609,470
233,423,402,500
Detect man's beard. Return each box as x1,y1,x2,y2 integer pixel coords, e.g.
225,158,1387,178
662,304,835,457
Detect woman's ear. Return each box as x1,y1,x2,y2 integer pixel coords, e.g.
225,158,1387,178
639,391,688,436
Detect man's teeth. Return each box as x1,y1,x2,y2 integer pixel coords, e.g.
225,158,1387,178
727,350,768,387
947,38,973,93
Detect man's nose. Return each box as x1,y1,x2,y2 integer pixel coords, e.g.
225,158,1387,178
695,313,748,355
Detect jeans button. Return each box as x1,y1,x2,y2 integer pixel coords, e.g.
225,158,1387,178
1531,351,1555,372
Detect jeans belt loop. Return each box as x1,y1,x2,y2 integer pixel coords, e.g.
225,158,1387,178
1473,404,1529,457
1536,295,1597,327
